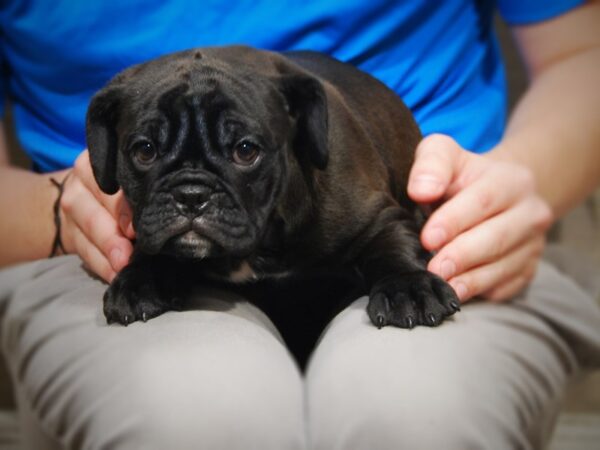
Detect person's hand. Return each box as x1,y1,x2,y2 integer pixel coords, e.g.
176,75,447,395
60,150,135,282
408,134,553,302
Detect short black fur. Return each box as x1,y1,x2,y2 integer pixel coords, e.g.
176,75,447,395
86,46,459,336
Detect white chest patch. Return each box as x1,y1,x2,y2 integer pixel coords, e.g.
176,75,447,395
227,261,258,283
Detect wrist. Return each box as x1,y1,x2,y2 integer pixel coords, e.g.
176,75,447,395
49,172,71,257
484,140,521,165
0,167,68,266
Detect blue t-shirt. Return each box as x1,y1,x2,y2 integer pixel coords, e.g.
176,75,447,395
0,0,583,172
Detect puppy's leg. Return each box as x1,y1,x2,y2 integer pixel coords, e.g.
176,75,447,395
357,208,460,329
103,252,187,325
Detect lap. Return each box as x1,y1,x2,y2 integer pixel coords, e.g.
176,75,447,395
2,255,598,450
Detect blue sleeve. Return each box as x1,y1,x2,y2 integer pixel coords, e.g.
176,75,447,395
497,0,585,25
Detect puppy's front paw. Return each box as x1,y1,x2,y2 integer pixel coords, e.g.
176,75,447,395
104,269,179,325
367,271,460,329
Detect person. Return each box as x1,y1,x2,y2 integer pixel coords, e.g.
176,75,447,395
0,1,599,449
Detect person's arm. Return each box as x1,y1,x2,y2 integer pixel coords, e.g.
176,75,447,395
408,1,600,302
0,122,67,264
0,125,9,166
490,1,600,217
0,122,134,281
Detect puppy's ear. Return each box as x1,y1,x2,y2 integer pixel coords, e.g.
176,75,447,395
279,75,329,170
86,86,122,194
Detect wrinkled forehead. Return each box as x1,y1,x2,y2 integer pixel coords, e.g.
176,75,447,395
115,53,289,145
121,53,280,120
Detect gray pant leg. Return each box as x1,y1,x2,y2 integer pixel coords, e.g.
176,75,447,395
306,261,600,450
0,256,306,450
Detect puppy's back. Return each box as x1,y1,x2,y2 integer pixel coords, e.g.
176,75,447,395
283,51,421,206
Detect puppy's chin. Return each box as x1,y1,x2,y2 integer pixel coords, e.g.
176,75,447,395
162,231,215,259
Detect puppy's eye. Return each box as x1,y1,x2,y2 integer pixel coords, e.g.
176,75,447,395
132,141,157,166
232,141,260,166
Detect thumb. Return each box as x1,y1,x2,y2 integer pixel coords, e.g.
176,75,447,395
408,134,464,203
116,194,136,239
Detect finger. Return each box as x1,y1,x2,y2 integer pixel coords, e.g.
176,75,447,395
114,194,135,238
69,224,117,282
407,134,464,203
73,150,104,199
447,239,543,302
428,197,551,278
74,151,125,215
422,164,537,251
481,274,535,302
62,178,133,271
97,191,134,239
74,150,135,238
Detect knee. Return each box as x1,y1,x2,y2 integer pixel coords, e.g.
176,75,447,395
122,345,304,449
308,366,521,450
85,316,306,450
306,325,527,449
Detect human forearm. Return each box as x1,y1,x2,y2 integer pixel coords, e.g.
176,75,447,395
488,47,600,217
487,3,600,218
0,166,69,266
0,119,133,278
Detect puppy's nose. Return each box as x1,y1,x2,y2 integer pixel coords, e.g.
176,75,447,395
173,185,209,208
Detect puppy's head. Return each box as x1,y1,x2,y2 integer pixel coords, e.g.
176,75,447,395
86,46,328,262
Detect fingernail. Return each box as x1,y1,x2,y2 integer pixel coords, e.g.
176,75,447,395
427,227,447,249
410,175,443,195
451,281,468,300
440,259,456,280
110,248,123,270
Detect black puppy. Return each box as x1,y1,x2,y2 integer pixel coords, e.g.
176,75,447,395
86,46,459,328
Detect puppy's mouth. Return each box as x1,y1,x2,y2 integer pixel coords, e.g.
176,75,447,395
137,211,255,259
162,225,216,259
